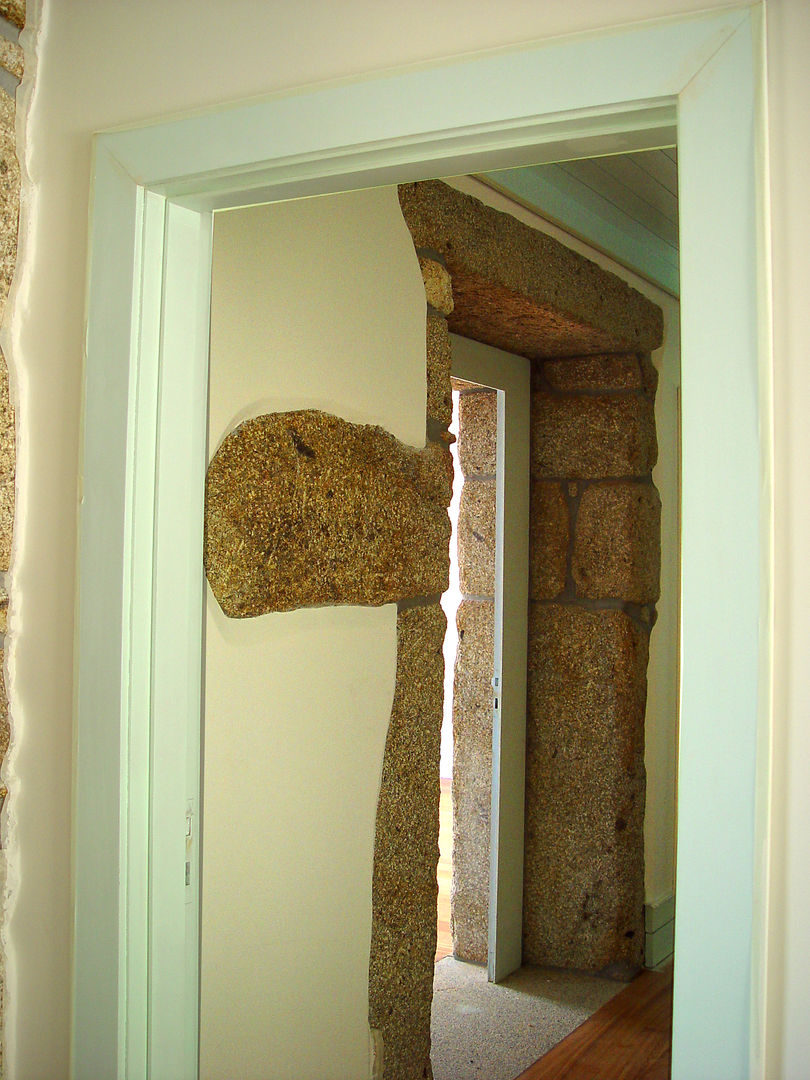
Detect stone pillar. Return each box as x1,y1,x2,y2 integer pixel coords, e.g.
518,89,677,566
523,353,660,976
451,387,497,963
368,254,454,1080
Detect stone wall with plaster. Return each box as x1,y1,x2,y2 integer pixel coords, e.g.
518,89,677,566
204,245,454,1080
0,0,23,1069
523,354,660,974
398,181,662,984
205,180,663,1078
450,386,496,963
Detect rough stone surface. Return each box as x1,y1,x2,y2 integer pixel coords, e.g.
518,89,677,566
573,482,661,604
452,599,494,963
457,389,496,477
0,649,7,764
0,1,23,29
0,349,14,572
0,91,20,325
523,605,647,972
419,256,454,316
457,478,496,597
531,391,657,479
542,354,645,392
529,481,569,601
398,181,663,359
369,604,446,1080
426,312,453,428
0,37,22,79
204,410,452,617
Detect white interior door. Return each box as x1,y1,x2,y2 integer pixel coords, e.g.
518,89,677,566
450,333,531,983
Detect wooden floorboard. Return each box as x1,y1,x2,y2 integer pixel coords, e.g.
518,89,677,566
516,967,673,1080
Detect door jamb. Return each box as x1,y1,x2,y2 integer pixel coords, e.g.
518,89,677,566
73,8,770,1078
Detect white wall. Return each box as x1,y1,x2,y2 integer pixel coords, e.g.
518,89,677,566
202,190,425,1078
8,0,806,1076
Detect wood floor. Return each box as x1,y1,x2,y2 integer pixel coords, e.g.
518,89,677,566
516,966,674,1080
435,779,673,1079
436,777,453,962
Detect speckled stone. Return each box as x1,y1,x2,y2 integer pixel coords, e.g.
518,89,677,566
426,313,453,428
0,91,20,326
0,37,22,80
573,482,661,604
529,481,569,600
0,349,13,573
523,605,647,972
457,478,495,597
0,650,7,764
369,604,446,1080
419,256,454,316
0,1,23,29
531,391,657,479
452,599,494,963
457,389,496,477
398,181,663,359
204,410,452,617
542,354,645,392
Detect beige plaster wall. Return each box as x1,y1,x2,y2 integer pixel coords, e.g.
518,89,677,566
8,0,805,1076
203,190,425,1078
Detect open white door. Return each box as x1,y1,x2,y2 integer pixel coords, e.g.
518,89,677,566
450,334,531,983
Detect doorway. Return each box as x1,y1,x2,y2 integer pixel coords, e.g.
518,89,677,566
72,12,766,1079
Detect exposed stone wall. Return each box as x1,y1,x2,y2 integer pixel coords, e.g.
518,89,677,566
523,354,660,975
204,180,662,1078
450,387,496,963
0,1,23,1069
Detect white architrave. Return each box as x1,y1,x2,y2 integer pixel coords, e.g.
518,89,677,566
74,7,769,1078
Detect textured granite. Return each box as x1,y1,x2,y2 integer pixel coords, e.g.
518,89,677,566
0,37,22,79
0,349,13,572
542,354,645,392
0,649,7,763
457,390,496,477
0,1,23,29
523,605,647,973
369,604,446,1080
419,256,454,316
457,478,496,597
452,599,494,963
531,391,657,479
573,482,661,604
0,91,20,326
528,480,569,601
398,181,663,359
426,313,453,428
204,410,452,617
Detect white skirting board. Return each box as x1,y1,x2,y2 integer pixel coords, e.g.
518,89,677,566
645,894,675,970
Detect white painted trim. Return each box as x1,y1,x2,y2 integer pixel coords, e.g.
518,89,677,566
74,8,769,1078
450,335,531,984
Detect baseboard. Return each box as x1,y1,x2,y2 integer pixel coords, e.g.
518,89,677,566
644,893,675,970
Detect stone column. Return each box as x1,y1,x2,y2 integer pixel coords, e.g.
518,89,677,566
368,254,454,1080
451,387,497,963
523,353,660,976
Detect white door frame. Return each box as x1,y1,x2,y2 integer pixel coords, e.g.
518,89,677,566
74,7,771,1078
451,335,531,985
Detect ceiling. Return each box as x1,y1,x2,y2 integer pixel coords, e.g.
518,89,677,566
479,148,679,297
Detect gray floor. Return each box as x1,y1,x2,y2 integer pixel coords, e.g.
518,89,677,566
431,958,624,1080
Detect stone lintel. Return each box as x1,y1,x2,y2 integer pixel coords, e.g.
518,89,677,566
398,180,663,359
